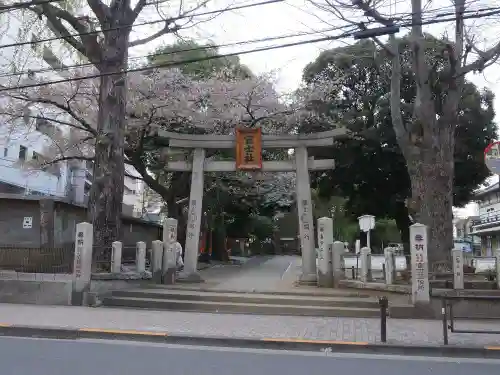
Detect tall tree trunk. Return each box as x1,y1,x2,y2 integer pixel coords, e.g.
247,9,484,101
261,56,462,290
88,26,130,265
211,215,229,262
406,139,454,267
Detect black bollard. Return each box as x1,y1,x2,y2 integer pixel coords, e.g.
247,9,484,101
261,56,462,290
441,298,448,345
379,296,389,343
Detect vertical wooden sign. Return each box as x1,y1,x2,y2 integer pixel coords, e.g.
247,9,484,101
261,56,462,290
235,127,262,170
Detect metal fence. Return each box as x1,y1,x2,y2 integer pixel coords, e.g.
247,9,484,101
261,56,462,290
0,245,74,274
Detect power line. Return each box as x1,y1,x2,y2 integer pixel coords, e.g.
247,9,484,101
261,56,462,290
0,26,351,79
0,29,360,91
2,6,500,91
2,1,498,51
3,3,497,79
0,0,284,50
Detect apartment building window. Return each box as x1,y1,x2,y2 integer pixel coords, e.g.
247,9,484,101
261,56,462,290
18,145,27,161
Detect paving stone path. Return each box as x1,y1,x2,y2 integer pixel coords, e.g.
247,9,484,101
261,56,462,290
0,303,499,347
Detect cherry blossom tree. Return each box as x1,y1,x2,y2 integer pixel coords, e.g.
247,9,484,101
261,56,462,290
0,65,328,199
1,63,338,260
0,0,235,251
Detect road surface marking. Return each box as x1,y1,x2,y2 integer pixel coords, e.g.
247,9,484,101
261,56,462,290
262,338,368,345
485,346,500,350
79,328,167,336
281,261,293,280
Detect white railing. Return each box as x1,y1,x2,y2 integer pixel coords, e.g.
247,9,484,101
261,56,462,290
340,254,496,273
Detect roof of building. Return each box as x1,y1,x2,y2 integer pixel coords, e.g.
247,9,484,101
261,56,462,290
473,182,500,198
0,193,162,227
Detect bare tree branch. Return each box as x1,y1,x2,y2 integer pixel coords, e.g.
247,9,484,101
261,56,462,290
86,0,111,24
29,2,102,63
5,93,98,136
348,1,396,55
129,0,210,47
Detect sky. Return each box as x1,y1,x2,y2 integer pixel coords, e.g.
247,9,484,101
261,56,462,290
129,0,500,218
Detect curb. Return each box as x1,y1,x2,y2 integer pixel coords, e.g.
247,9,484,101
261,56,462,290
0,324,499,358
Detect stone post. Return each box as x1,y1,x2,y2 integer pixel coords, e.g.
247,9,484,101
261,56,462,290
332,241,346,287
495,249,500,290
295,146,317,283
71,222,93,306
360,246,371,283
181,148,205,282
317,217,333,287
452,248,464,290
384,247,395,285
151,240,163,283
410,223,430,304
110,241,122,274
162,218,177,284
136,241,146,274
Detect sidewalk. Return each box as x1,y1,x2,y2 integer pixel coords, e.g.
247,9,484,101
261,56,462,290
0,303,499,347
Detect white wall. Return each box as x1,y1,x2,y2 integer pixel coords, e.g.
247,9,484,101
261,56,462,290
123,165,145,215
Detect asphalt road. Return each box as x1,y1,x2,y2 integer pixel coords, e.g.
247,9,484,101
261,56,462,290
1,337,499,375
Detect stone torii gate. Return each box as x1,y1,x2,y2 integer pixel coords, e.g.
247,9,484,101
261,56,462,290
157,127,347,283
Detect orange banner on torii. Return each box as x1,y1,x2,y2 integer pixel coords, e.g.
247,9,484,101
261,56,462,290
235,127,262,170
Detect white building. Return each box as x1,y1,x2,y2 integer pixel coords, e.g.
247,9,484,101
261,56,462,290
0,7,146,210
470,182,500,256
0,8,79,199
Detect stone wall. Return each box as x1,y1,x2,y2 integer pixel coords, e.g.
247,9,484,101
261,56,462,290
0,194,161,249
0,271,150,306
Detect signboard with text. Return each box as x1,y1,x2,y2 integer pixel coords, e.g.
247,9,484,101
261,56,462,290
409,223,430,304
236,127,262,170
485,141,500,174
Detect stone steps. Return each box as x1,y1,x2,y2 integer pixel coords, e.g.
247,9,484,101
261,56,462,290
102,289,381,317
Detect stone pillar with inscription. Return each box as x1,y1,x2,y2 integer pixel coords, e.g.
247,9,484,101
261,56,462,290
162,218,177,284
332,241,345,287
410,223,430,304
71,222,93,306
180,148,205,282
452,248,464,290
317,217,333,287
151,240,163,283
136,241,146,274
111,241,122,273
360,246,371,283
295,146,317,283
384,247,395,285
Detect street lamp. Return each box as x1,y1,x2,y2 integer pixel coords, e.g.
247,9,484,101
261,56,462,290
358,215,376,249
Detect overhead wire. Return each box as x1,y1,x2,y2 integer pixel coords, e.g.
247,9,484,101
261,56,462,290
0,25,357,79
1,3,500,91
0,0,285,50
2,4,500,80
